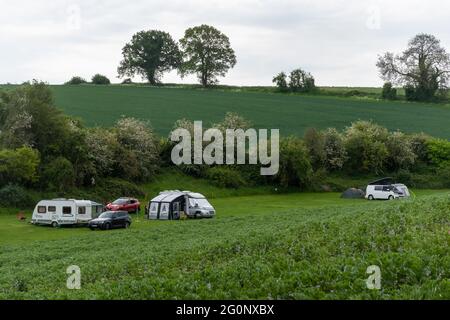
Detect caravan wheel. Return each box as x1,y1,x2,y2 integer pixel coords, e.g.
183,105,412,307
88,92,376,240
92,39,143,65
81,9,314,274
51,221,59,228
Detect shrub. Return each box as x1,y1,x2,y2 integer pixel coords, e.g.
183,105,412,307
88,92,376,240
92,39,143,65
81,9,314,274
41,157,75,192
381,82,397,100
277,137,312,188
323,128,347,171
114,117,159,182
91,74,111,85
344,121,389,174
385,131,416,171
272,72,289,92
404,84,417,101
304,128,325,169
66,76,87,85
0,147,40,186
426,138,450,167
0,184,35,208
206,167,246,188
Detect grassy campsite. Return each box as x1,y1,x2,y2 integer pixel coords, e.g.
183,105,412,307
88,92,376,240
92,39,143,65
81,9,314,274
1,8,450,302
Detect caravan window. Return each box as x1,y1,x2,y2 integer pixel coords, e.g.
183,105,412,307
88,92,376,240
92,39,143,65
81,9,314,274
38,206,46,214
48,206,56,213
63,207,72,215
78,207,86,215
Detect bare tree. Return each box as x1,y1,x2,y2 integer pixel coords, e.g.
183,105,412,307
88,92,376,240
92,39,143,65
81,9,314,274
377,33,450,100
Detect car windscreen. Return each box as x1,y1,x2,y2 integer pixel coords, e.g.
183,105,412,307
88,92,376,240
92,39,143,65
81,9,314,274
112,199,128,205
99,212,114,219
189,198,212,208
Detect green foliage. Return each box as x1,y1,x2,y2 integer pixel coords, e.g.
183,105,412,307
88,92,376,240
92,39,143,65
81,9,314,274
118,30,182,85
277,137,312,188
180,25,237,87
114,117,159,182
385,131,416,171
272,72,289,92
0,184,35,208
322,128,347,171
289,68,316,93
304,128,325,169
91,74,111,85
206,167,246,189
0,147,40,186
377,33,450,101
41,157,75,192
66,76,87,85
426,138,450,167
381,82,397,100
344,121,389,174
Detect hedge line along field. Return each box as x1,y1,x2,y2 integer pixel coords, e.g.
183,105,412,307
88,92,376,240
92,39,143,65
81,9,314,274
0,192,448,300
47,85,450,139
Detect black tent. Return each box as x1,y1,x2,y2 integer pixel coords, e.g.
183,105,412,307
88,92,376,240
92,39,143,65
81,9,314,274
341,188,366,199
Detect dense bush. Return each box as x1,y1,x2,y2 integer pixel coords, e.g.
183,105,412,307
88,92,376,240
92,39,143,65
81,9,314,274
304,128,325,169
277,137,312,188
91,74,111,85
344,121,389,174
0,147,40,186
385,131,416,171
323,128,347,171
381,82,397,100
289,68,316,93
272,72,289,92
426,138,450,167
206,167,246,188
0,184,35,208
66,76,87,85
41,157,76,192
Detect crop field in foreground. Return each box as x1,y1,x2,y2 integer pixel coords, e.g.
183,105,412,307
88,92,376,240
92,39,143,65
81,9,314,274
0,191,448,299
38,85,450,139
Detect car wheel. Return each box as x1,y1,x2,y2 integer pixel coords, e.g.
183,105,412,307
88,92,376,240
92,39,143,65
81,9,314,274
368,195,374,201
124,222,130,229
52,221,59,228
103,223,111,231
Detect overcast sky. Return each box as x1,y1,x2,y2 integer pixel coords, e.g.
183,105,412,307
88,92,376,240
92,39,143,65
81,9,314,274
1,0,449,86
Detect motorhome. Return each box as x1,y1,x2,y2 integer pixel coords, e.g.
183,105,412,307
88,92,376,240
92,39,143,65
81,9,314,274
31,199,104,227
148,191,216,220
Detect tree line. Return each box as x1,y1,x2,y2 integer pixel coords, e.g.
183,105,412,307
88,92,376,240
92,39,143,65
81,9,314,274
1,82,449,207
66,28,450,102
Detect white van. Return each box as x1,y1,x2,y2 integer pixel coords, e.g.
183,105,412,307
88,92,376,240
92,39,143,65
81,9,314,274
31,199,104,228
365,185,400,200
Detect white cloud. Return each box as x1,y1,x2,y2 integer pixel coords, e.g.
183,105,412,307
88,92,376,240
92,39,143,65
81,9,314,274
0,0,449,86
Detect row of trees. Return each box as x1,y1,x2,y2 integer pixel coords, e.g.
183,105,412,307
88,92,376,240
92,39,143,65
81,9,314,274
118,25,237,87
0,82,159,193
1,82,449,196
272,68,316,93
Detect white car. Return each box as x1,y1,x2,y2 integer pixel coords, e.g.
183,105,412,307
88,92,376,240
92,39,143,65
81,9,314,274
366,185,400,200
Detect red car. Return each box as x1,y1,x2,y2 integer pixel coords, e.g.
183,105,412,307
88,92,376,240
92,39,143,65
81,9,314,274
106,198,141,213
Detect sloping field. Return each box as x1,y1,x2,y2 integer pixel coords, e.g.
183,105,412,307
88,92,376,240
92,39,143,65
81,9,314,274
49,85,450,138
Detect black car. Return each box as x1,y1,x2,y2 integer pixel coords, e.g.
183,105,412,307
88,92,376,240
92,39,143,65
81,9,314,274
88,211,132,231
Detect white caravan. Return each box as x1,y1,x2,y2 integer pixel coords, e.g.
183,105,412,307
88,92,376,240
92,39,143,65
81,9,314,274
32,199,104,227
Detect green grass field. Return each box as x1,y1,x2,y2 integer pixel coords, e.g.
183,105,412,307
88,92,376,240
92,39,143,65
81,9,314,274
43,85,450,139
0,190,448,299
